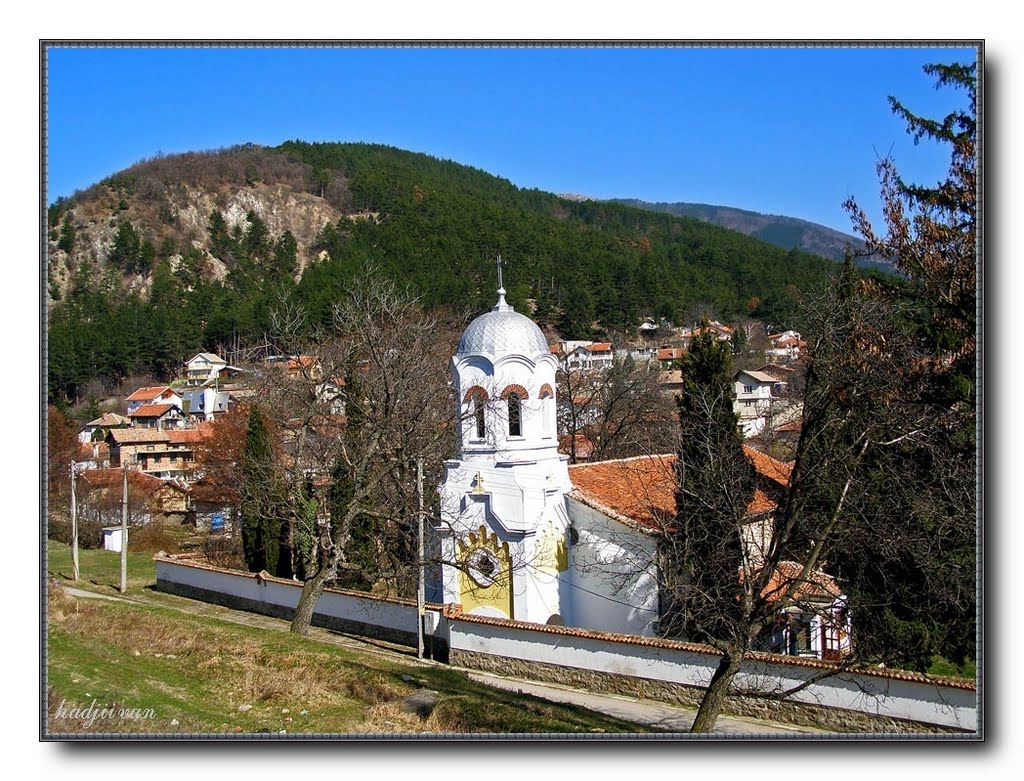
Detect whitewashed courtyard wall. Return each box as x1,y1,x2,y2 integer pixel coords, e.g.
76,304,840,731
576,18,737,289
445,611,977,734
154,555,438,653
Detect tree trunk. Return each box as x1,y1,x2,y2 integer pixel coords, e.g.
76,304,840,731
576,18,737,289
690,650,743,733
290,566,333,635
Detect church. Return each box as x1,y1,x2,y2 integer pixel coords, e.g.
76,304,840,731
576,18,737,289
428,275,850,659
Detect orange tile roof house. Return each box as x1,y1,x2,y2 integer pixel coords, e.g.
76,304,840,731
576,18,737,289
128,403,185,429
125,385,183,415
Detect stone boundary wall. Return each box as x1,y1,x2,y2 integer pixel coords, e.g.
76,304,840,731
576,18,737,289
447,612,977,734
154,555,447,657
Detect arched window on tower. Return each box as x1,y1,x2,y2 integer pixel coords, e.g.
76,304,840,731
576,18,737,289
463,386,489,442
474,396,486,439
539,384,554,438
507,392,522,437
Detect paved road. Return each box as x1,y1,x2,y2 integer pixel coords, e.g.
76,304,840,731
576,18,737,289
465,671,820,735
57,582,820,736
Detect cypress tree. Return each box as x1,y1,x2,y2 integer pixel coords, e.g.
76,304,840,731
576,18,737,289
240,407,281,574
670,319,755,641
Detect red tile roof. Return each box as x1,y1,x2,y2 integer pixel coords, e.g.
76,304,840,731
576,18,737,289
743,447,792,490
129,403,178,418
569,446,790,533
755,561,843,604
167,428,209,444
586,342,613,353
79,468,165,495
657,347,685,361
126,386,173,402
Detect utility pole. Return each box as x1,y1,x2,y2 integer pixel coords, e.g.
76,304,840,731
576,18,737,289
120,464,128,594
70,461,79,581
416,457,425,660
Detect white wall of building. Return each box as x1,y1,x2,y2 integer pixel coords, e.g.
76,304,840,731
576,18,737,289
563,497,660,636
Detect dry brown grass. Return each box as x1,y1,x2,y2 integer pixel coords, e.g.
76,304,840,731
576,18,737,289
47,585,651,735
129,522,184,554
48,587,413,729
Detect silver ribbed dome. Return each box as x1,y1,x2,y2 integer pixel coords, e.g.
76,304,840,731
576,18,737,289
456,292,549,359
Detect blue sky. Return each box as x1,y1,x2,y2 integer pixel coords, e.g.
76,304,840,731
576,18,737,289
46,44,976,235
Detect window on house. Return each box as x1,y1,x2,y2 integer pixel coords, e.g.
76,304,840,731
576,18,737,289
474,398,486,439
788,616,815,655
744,384,754,394
507,392,522,437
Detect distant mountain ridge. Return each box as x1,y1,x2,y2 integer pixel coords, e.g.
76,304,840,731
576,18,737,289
610,198,877,267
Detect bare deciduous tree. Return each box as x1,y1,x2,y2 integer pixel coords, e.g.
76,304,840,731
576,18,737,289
556,355,677,464
234,272,459,636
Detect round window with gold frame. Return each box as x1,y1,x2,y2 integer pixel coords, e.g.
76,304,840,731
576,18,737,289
467,548,500,587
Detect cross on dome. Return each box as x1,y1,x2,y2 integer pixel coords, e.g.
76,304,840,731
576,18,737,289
494,254,512,312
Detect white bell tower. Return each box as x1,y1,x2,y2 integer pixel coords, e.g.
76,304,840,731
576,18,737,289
435,257,573,625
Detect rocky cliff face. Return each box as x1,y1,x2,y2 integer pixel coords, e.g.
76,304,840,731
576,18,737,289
47,157,346,303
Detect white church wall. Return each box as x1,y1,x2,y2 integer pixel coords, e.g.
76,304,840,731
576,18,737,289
564,497,660,637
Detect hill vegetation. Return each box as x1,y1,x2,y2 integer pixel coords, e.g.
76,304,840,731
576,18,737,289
47,142,846,406
610,198,872,265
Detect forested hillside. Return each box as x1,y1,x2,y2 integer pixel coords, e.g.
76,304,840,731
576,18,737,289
47,142,843,405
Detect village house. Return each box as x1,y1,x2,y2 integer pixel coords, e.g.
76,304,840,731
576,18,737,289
612,344,660,366
679,320,733,347
128,403,185,430
734,365,802,439
77,411,130,443
733,368,784,437
565,342,615,371
77,469,191,528
656,345,685,368
264,354,324,381
187,476,239,532
765,330,806,364
180,387,233,422
125,385,183,415
183,352,228,386
108,427,206,479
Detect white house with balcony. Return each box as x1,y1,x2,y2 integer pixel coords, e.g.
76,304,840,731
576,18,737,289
733,369,787,437
184,353,227,386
